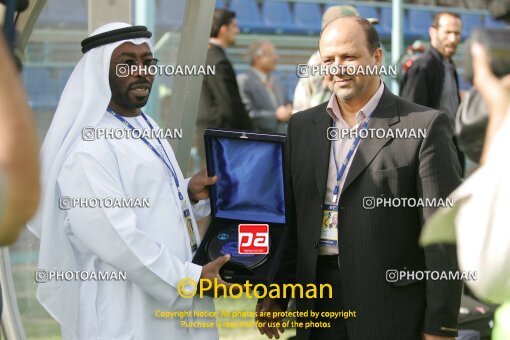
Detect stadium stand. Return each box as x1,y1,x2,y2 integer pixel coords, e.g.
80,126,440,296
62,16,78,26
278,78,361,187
26,0,496,111
262,1,300,35
460,13,484,38
485,14,507,28
379,8,393,38
22,68,59,109
293,2,322,35
229,0,267,33
37,0,86,28
353,4,379,21
407,9,433,40
157,0,186,29
56,68,74,94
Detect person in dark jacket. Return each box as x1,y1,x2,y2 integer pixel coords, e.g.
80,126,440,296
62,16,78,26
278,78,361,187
195,9,253,165
400,12,464,170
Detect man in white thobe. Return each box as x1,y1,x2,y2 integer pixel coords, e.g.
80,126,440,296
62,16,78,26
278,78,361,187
29,22,229,340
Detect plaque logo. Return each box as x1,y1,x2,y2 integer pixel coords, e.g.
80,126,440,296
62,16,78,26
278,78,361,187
238,224,269,254
217,233,229,240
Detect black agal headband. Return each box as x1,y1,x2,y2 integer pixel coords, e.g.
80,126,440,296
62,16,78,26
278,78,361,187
81,25,152,54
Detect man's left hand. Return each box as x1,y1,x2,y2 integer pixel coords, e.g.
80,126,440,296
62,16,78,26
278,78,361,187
188,169,217,202
422,333,455,340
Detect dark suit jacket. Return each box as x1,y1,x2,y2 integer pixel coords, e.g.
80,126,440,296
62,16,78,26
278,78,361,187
196,43,252,130
277,86,462,339
400,47,460,110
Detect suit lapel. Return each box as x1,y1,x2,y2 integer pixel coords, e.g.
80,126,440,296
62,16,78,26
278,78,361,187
311,106,332,199
249,70,273,107
341,88,400,195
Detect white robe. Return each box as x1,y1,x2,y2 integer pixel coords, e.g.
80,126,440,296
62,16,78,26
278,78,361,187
56,112,217,340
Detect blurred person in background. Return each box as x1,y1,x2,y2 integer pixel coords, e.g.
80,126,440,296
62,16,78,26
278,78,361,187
237,41,292,133
400,12,462,115
421,42,510,340
400,12,465,170
196,9,253,165
0,31,40,245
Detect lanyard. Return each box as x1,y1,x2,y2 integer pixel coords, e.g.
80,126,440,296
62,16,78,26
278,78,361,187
331,115,371,204
107,108,184,201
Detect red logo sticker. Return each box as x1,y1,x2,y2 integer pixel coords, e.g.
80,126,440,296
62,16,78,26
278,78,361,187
238,224,269,254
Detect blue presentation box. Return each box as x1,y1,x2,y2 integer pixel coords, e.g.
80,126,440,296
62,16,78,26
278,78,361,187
193,128,289,284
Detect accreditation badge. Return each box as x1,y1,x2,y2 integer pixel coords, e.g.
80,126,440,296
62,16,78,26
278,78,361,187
183,208,198,253
319,204,338,248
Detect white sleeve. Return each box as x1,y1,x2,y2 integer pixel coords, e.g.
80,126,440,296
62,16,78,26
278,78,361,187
58,150,202,309
292,77,311,113
455,164,510,303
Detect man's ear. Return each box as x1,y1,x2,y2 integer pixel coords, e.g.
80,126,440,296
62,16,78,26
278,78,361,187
219,24,227,37
429,26,437,42
373,47,383,66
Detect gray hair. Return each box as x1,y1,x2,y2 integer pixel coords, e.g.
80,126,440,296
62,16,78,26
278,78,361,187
247,41,272,65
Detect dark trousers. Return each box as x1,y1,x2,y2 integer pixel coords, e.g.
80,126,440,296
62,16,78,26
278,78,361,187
309,256,349,340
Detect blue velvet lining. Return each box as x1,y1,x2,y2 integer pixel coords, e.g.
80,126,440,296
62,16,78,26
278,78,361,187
207,137,285,223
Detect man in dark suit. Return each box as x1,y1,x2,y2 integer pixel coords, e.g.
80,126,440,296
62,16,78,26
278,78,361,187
195,9,252,164
257,16,462,340
237,41,292,133
400,12,462,117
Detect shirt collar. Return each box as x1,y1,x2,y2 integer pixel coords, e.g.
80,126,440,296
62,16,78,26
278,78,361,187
252,67,270,83
326,80,385,126
209,39,224,51
430,46,452,63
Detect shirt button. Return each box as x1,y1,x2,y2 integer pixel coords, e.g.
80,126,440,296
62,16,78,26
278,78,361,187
314,241,319,248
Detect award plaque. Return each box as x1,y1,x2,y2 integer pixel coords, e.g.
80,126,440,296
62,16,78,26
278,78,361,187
207,226,270,270
192,129,288,284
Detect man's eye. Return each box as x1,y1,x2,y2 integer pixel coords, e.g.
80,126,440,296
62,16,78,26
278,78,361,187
142,58,158,66
124,60,137,66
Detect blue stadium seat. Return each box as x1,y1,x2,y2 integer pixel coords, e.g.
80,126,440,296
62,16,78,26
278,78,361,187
407,9,433,39
379,8,392,38
293,3,322,35
461,14,483,38
230,0,266,33
278,72,299,103
485,15,506,28
157,0,186,29
285,73,299,103
37,0,86,28
56,68,74,94
262,1,301,34
22,68,59,109
354,5,378,22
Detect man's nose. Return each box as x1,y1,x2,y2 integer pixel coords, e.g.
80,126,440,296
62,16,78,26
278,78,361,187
447,33,458,43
